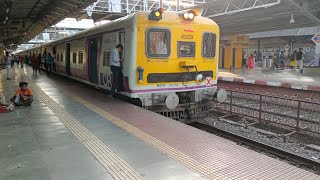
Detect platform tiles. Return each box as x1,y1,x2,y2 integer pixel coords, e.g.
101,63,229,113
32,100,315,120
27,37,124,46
0,67,202,180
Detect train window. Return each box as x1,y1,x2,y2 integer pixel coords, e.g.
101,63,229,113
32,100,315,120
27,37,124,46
60,53,64,62
178,41,195,57
78,51,84,64
146,28,170,58
202,33,216,58
103,51,110,66
57,54,60,62
72,52,77,64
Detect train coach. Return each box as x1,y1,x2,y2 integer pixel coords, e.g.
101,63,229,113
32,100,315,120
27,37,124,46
18,9,226,122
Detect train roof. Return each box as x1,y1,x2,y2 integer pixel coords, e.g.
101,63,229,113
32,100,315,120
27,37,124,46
18,11,218,53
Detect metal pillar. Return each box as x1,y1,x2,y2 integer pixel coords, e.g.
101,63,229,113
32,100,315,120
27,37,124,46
257,39,261,61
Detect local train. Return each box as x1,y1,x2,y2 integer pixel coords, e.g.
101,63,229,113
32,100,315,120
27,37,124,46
17,9,225,121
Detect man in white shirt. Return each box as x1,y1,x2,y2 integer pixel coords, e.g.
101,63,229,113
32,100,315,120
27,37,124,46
4,52,11,80
109,44,124,96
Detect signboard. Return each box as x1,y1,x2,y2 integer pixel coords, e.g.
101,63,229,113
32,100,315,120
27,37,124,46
312,33,320,44
231,35,249,48
284,45,290,51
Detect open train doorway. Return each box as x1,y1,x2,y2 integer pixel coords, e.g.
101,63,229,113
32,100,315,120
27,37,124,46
88,38,99,84
66,43,71,75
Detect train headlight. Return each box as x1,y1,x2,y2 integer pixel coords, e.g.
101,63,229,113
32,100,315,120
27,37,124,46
195,73,204,84
188,13,195,20
183,13,189,19
182,10,196,21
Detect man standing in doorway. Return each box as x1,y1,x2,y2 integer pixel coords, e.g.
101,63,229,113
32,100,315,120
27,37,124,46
109,44,124,97
296,48,304,73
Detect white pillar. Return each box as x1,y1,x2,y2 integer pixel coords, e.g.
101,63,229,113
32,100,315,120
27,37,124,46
314,43,320,67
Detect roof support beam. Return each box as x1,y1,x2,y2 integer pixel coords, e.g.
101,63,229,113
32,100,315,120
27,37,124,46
56,7,70,13
61,1,78,8
206,0,281,18
287,0,320,24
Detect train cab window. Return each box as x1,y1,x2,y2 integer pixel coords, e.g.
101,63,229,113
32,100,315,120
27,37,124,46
202,33,216,58
78,51,84,64
178,41,195,57
60,54,64,62
146,28,170,58
72,52,77,64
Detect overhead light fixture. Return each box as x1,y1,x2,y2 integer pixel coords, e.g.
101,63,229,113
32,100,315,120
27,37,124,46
3,20,6,24
6,8,10,13
290,13,295,24
5,17,8,20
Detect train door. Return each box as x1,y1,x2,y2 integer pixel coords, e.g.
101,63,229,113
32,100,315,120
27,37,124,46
66,43,71,75
53,46,57,71
88,38,99,84
118,31,126,90
118,31,125,59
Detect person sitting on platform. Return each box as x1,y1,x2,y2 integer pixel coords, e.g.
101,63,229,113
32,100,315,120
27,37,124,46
10,82,33,106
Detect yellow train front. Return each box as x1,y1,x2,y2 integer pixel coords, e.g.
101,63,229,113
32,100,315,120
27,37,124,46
130,9,220,120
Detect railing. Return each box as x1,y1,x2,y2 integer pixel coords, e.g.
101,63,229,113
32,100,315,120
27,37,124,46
214,90,320,135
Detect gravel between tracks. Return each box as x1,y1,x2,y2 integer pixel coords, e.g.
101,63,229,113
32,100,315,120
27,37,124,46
198,117,320,172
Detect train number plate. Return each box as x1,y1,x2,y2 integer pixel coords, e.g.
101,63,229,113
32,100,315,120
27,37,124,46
181,34,193,40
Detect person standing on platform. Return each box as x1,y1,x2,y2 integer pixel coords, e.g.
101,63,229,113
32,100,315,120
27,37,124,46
289,50,297,70
296,48,304,73
248,54,255,69
37,54,42,73
109,44,124,97
19,55,24,68
46,53,53,73
32,53,38,74
4,52,11,80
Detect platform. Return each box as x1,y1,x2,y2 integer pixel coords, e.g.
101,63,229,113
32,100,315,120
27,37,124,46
219,67,320,92
1,66,320,180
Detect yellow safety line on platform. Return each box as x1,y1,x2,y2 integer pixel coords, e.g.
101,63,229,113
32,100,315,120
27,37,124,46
57,87,230,180
31,85,144,180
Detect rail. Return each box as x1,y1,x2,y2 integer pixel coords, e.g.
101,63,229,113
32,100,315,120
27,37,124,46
214,90,320,135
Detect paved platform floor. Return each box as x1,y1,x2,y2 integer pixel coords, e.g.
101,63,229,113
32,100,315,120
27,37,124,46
1,65,320,180
0,66,200,180
219,67,320,86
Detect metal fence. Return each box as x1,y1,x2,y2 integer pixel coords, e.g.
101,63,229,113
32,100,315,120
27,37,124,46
214,90,320,135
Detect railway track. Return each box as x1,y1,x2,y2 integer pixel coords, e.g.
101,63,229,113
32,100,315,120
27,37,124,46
190,122,320,172
212,90,320,135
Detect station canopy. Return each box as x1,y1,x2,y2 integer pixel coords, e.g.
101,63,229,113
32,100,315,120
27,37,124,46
199,0,320,36
1,0,320,47
0,0,97,47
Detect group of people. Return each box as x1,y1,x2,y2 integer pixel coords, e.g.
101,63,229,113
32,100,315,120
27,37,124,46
1,44,123,113
0,82,33,113
242,48,305,73
28,50,54,74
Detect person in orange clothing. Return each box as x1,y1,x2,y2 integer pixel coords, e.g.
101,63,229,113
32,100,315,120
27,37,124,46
10,82,33,106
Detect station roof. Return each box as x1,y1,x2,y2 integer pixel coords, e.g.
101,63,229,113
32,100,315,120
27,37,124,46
0,0,96,47
201,0,320,36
